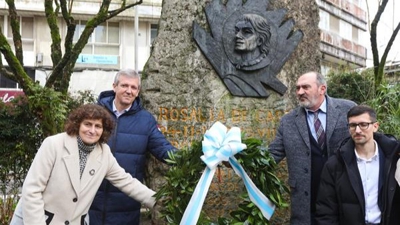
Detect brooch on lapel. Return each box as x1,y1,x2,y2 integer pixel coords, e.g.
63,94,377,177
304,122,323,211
89,169,95,176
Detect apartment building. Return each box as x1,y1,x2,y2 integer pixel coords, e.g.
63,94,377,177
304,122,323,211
0,0,161,98
317,0,368,75
1,0,369,100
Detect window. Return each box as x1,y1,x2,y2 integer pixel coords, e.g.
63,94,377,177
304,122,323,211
0,68,35,89
352,26,359,43
73,21,120,55
350,0,360,5
0,16,34,88
329,15,340,34
4,16,34,51
340,20,352,40
1,15,16,88
319,10,329,31
150,24,158,45
73,21,86,43
320,64,331,77
0,75,18,89
7,17,33,40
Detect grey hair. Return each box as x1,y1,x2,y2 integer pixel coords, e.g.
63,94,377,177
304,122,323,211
314,72,326,86
113,69,141,87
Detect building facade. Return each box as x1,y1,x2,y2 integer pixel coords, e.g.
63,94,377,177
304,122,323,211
1,0,369,100
317,0,368,75
0,0,161,98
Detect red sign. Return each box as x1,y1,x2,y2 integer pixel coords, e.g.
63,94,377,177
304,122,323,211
0,90,24,103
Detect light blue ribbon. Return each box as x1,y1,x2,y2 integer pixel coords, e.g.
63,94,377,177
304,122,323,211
180,121,275,224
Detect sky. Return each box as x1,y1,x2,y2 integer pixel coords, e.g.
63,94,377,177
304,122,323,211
362,0,400,67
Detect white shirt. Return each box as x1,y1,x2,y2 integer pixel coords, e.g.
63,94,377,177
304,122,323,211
355,140,381,224
112,100,131,118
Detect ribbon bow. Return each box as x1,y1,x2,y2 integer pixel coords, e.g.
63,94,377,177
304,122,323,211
180,122,275,224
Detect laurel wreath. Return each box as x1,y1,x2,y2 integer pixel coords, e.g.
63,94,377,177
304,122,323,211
154,138,289,224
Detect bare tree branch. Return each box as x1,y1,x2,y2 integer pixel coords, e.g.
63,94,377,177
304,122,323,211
60,0,76,58
365,0,371,30
5,0,23,65
0,31,34,91
68,0,74,15
45,0,63,65
370,0,389,88
378,21,400,85
46,0,143,93
0,44,14,80
107,0,143,19
2,0,144,136
0,67,16,81
60,0,73,26
380,21,400,64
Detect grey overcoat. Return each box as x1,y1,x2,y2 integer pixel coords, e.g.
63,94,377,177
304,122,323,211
268,95,356,225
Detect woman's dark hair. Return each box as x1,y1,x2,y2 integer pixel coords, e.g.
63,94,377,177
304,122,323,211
65,104,114,143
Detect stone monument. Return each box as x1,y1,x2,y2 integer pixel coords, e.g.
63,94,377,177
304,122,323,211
142,0,320,223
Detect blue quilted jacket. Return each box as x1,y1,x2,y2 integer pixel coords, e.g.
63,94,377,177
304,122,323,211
89,90,174,225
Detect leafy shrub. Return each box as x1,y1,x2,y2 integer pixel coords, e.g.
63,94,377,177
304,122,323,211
366,83,400,138
327,69,400,138
327,69,374,104
0,96,43,224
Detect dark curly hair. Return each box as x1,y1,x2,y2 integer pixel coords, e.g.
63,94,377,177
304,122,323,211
65,104,114,143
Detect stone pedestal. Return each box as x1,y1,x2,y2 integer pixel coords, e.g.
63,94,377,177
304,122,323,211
142,0,320,223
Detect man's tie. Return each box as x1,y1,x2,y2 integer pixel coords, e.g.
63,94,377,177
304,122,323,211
314,110,325,148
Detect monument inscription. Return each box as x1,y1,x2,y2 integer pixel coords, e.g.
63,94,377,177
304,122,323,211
157,106,286,148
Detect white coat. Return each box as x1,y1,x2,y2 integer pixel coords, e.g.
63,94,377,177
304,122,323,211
10,133,155,225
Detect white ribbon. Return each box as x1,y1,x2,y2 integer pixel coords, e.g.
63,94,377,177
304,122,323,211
180,121,276,224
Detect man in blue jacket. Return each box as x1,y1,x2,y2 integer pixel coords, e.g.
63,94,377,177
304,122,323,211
89,69,175,225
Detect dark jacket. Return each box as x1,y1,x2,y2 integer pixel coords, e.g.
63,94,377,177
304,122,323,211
316,133,400,225
89,91,175,225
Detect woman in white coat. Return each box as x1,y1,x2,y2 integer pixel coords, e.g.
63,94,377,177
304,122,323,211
10,104,156,225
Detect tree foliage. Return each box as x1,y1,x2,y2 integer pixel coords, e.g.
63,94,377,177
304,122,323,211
328,69,400,138
327,69,375,104
0,0,143,136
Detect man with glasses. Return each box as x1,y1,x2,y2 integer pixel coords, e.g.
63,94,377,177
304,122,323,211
316,105,400,225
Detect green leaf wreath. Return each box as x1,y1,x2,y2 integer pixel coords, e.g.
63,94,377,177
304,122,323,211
154,138,289,224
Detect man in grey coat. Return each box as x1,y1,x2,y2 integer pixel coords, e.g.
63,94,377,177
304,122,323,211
268,71,356,225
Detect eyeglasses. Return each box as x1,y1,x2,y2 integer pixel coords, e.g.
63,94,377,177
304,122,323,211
348,122,376,130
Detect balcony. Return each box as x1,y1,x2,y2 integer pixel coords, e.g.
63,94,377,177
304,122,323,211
320,30,367,67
